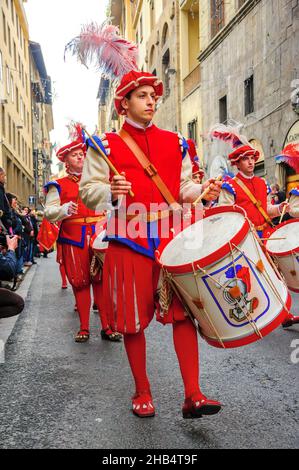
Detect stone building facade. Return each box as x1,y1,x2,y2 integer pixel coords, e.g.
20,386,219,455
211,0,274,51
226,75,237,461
199,0,299,187
0,0,34,204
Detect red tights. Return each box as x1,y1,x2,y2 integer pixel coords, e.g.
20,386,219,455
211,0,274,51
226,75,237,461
124,318,200,399
59,264,67,287
73,283,110,332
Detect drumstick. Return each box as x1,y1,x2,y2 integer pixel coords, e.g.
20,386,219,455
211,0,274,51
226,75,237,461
83,128,134,198
193,175,222,207
278,199,288,224
259,237,286,241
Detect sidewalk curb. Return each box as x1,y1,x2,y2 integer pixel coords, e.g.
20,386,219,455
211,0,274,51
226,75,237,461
0,262,39,363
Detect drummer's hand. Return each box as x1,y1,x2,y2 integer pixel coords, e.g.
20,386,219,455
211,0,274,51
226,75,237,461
279,201,290,214
66,201,78,216
202,179,222,201
111,172,132,201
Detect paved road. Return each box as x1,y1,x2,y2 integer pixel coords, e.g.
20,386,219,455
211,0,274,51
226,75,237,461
0,254,298,449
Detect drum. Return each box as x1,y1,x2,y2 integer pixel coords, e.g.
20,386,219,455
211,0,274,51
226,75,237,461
265,219,299,293
89,218,108,278
156,206,291,349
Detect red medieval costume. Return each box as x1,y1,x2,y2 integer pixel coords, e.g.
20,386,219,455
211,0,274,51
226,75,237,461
44,135,121,342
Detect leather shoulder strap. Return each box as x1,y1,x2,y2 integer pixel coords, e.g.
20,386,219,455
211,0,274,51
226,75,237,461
118,128,180,208
234,176,273,226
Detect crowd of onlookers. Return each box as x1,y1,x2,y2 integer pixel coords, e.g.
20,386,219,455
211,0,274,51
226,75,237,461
0,166,45,319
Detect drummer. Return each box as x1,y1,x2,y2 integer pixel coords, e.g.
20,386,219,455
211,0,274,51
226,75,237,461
217,143,289,237
289,187,299,218
79,67,223,419
44,126,122,343
217,137,299,328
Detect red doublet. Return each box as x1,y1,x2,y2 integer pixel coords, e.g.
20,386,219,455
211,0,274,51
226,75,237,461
222,172,270,229
104,121,183,258
99,122,187,334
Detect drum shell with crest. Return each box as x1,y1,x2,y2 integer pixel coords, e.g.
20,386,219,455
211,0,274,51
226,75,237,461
156,206,291,349
265,219,299,293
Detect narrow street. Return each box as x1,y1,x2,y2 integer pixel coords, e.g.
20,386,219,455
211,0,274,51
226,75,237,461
0,253,298,449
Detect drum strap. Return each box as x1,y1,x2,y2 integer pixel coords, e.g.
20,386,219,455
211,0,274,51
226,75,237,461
233,177,274,227
118,128,181,210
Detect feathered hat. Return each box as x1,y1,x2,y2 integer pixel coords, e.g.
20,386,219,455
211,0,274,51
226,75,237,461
187,139,204,177
208,123,259,165
64,21,163,115
56,122,86,162
274,143,299,173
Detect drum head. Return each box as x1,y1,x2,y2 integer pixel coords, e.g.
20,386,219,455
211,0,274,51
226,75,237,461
266,220,299,255
160,209,246,268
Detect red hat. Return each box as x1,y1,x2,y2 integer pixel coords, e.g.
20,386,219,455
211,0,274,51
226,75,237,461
56,123,86,162
228,145,260,165
114,71,163,115
56,140,86,162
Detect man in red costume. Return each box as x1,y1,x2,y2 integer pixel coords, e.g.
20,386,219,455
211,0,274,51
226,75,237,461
44,133,122,342
218,142,299,328
80,70,223,419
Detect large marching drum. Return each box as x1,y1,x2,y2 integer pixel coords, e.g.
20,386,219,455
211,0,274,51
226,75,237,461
156,206,291,349
265,219,299,293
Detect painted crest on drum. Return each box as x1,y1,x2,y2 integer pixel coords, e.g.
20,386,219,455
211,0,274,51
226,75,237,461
202,253,270,327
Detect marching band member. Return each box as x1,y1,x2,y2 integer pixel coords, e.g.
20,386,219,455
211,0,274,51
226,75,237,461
44,125,122,343
67,22,222,419
214,125,298,328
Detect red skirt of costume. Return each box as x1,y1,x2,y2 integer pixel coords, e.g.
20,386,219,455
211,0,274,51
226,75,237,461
102,242,186,334
61,225,101,289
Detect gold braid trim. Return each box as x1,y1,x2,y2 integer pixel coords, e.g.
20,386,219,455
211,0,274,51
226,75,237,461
90,252,105,279
158,270,174,315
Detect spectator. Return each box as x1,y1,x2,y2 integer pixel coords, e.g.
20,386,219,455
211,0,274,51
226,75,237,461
0,235,24,318
29,209,39,262
6,193,25,278
270,183,291,225
0,234,19,281
0,167,12,234
22,207,34,266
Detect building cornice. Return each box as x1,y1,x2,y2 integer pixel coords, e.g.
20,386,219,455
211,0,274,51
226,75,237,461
14,0,29,39
198,0,262,63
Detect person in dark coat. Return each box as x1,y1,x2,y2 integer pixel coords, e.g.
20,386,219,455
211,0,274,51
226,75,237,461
0,168,12,233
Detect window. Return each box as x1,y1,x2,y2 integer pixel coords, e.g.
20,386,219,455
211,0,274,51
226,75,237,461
20,96,24,120
27,111,29,131
2,11,6,45
162,49,170,97
219,95,227,123
8,114,11,144
16,86,19,112
8,25,11,55
1,105,5,136
13,41,16,67
188,119,198,145
211,0,225,39
139,16,143,43
13,121,15,149
10,74,14,102
11,0,14,24
0,50,3,81
16,15,19,39
17,130,20,154
6,65,10,93
162,23,169,47
244,75,254,115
